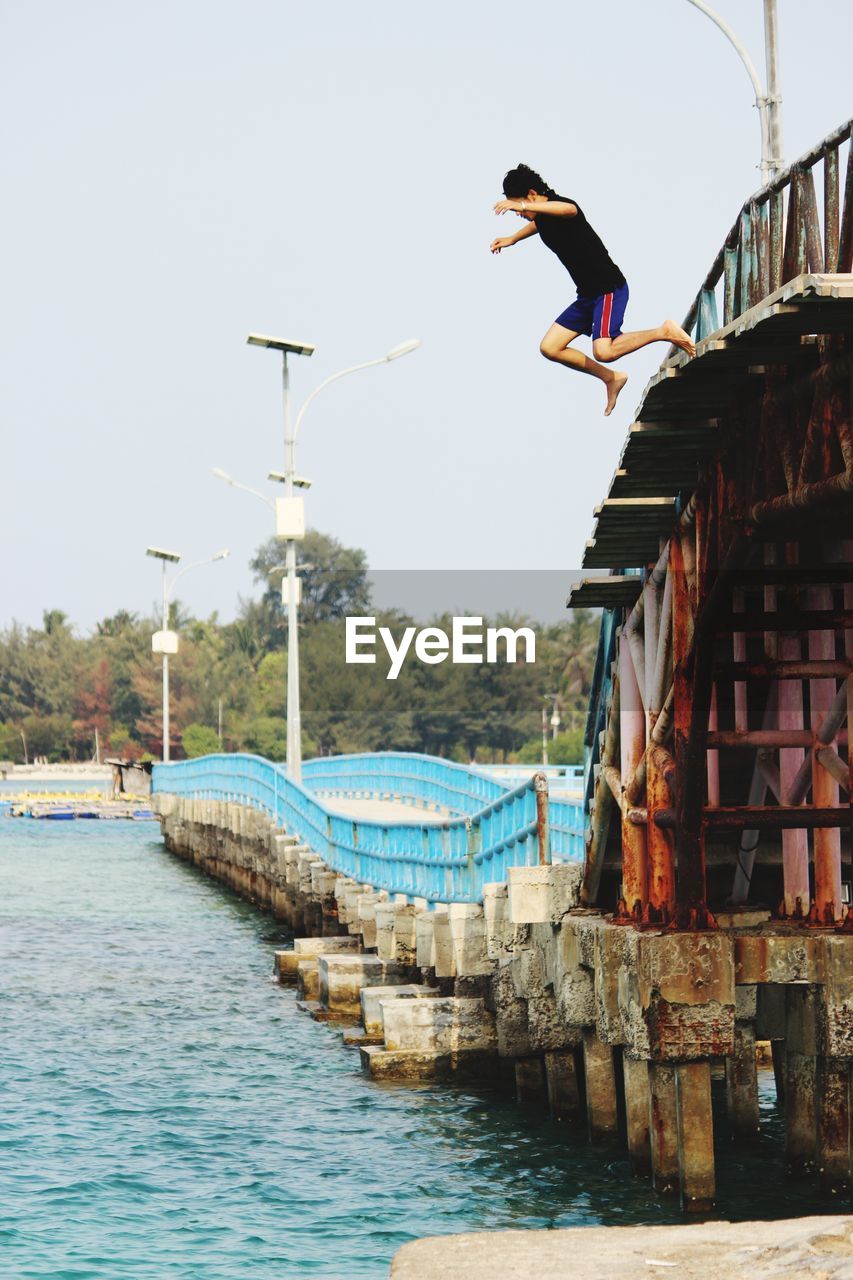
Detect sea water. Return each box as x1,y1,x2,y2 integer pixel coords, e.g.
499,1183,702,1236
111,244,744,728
0,821,835,1279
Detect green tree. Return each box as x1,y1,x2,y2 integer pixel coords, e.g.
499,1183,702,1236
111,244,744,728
182,723,221,758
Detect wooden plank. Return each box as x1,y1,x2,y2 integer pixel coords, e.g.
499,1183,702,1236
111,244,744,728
568,576,644,609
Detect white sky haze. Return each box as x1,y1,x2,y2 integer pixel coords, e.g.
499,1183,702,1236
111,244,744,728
2,1,851,628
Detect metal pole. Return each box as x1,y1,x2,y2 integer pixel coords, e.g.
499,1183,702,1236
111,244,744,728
162,561,170,764
283,352,302,783
541,701,549,766
684,0,772,185
763,0,784,178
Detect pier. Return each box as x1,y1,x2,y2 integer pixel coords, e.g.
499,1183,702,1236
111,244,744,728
151,120,853,1222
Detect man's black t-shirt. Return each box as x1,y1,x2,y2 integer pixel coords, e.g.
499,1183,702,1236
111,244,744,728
534,196,626,298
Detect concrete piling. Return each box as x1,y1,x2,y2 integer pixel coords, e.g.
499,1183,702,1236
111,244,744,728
154,791,853,1212
675,1061,715,1212
544,1050,583,1123
622,1052,652,1175
649,1063,680,1195
582,1030,619,1139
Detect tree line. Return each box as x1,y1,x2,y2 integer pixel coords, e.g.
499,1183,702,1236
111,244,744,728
0,532,599,766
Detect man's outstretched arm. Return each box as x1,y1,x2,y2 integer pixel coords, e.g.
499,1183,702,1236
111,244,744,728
490,221,539,254
494,198,577,217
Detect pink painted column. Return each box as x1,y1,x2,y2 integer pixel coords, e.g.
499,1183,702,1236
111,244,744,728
809,585,841,920
619,630,648,913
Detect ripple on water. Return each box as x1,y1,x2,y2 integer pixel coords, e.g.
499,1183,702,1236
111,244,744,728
0,821,839,1278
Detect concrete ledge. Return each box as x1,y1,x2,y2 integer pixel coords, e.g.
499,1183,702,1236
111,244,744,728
274,936,360,981
318,954,410,1016
360,984,436,1037
389,1216,853,1279
360,1044,500,1084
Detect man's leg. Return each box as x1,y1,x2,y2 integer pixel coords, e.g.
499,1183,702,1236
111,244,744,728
593,321,696,363
591,286,696,364
540,324,628,418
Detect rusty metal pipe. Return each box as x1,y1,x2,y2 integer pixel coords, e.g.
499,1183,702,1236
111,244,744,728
816,746,850,793
581,677,620,906
619,631,648,912
809,584,842,921
650,567,674,721
705,805,851,830
730,684,779,905
534,771,551,866
786,677,850,804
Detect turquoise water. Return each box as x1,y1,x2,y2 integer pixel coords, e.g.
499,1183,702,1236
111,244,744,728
1,822,834,1279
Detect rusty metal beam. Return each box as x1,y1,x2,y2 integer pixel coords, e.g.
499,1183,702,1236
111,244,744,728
708,729,849,749
717,609,853,633
703,806,851,831
716,659,852,680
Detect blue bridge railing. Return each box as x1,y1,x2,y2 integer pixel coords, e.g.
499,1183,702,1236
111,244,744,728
152,752,584,904
301,751,509,816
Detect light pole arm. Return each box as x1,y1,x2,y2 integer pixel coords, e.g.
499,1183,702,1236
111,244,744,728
683,0,772,183
166,552,229,608
292,356,390,442
213,470,275,510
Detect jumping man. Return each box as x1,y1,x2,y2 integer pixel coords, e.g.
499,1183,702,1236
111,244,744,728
491,164,695,416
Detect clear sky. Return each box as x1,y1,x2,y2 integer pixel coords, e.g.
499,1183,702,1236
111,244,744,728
2,1,850,630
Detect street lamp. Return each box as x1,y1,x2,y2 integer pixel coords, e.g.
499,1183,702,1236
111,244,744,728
146,546,229,763
684,0,784,184
245,333,421,783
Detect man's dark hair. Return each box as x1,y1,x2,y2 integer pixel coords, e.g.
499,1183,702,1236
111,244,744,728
502,164,556,199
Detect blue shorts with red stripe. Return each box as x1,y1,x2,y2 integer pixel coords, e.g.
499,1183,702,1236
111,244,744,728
555,283,629,340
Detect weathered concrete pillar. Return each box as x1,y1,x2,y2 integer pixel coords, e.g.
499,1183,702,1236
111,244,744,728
582,1031,618,1139
392,903,418,965
725,1022,760,1143
785,986,820,1176
675,1061,715,1212
359,985,435,1038
817,1058,851,1194
375,902,398,960
356,892,384,950
544,1050,582,1123
273,935,361,982
622,1052,652,1175
432,910,456,979
318,954,408,1017
380,996,496,1054
515,1056,548,1106
416,910,437,970
449,904,492,976
296,957,320,1000
649,1063,679,1195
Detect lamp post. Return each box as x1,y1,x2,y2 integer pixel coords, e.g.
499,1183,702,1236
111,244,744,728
146,545,229,762
684,0,783,184
245,334,421,783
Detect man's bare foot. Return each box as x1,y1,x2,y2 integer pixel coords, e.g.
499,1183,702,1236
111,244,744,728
604,371,628,416
662,319,696,358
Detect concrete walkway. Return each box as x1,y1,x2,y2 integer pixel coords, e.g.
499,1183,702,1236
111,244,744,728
317,796,450,824
390,1216,853,1279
